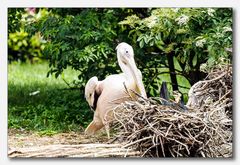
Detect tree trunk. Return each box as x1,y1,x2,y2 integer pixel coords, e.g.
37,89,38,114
188,70,207,86
167,52,178,91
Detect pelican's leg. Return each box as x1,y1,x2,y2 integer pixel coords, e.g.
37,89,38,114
103,110,112,139
85,120,104,135
105,123,110,139
85,112,104,135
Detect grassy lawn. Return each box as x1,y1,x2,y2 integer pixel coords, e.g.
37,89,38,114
8,61,93,134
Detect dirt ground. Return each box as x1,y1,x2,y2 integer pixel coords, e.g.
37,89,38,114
8,128,109,149
8,128,140,158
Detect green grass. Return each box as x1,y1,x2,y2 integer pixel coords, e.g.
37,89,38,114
8,61,93,133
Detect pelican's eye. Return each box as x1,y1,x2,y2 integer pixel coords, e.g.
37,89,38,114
124,49,130,58
89,93,92,97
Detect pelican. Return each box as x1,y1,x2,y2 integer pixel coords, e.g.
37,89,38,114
84,42,147,138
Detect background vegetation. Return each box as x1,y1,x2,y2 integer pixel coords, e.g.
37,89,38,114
8,8,232,133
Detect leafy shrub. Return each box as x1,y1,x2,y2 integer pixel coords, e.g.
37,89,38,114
119,8,232,96
8,30,45,63
26,8,151,91
25,8,232,98
8,8,48,63
8,8,24,33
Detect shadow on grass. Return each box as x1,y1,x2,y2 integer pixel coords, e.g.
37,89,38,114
8,63,93,133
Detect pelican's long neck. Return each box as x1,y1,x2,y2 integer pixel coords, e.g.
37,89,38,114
118,57,147,98
118,59,134,82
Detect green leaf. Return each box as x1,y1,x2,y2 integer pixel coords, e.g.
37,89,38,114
192,54,198,67
139,39,144,48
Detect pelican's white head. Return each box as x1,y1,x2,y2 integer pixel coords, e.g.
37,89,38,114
85,76,98,109
116,42,134,65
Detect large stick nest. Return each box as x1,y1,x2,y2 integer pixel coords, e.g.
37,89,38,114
111,65,232,157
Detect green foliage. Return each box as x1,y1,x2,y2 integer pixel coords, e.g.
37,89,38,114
24,8,232,97
8,62,92,132
26,9,119,89
119,8,232,89
26,8,151,91
8,30,45,62
8,8,24,33
8,8,47,63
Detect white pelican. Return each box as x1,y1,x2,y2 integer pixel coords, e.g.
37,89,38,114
84,42,147,138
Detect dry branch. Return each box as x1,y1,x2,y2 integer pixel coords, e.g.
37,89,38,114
8,143,140,158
